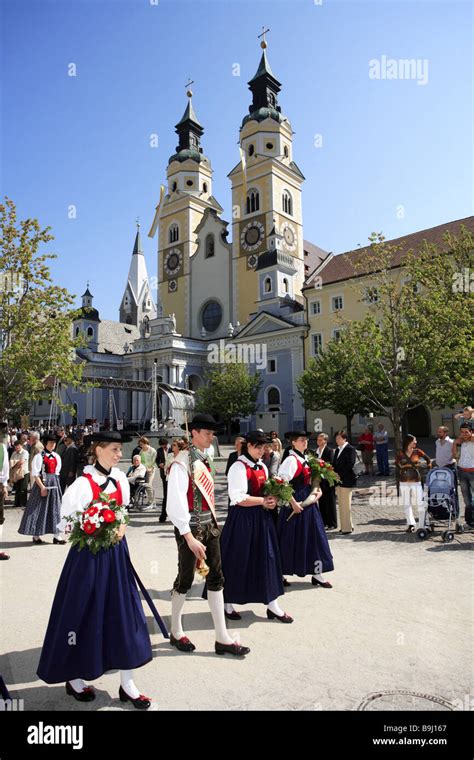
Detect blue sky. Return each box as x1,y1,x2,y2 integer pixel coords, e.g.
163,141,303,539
2,0,472,319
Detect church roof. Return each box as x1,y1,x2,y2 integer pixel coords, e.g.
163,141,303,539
97,321,140,354
303,216,474,288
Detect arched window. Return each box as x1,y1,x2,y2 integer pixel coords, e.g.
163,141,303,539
248,144,255,157
87,327,94,338
169,224,179,243
203,182,208,193
282,278,289,293
246,188,260,215
282,190,293,216
142,316,150,335
126,315,133,325
205,234,215,258
75,326,80,337
264,277,272,293
267,387,281,410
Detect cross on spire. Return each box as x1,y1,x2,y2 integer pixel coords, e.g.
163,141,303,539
258,26,270,48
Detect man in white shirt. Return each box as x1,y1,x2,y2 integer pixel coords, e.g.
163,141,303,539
434,426,456,468
453,424,474,526
167,413,250,657
126,455,147,502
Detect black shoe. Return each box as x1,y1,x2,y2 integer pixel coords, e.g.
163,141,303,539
170,633,196,652
215,641,250,656
159,514,167,523
266,609,294,623
32,538,45,545
119,685,151,710
65,681,95,702
224,610,242,621
311,577,333,588
282,577,291,587
53,537,66,545
338,530,353,535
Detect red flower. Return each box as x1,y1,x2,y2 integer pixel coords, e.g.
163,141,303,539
319,460,325,466
85,506,99,517
101,509,116,524
83,521,97,534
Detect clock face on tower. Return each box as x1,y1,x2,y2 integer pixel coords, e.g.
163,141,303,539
282,223,297,252
164,248,182,276
240,221,265,252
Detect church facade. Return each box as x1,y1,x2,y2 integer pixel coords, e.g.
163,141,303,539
30,43,327,435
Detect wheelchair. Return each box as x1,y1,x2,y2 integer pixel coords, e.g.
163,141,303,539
130,477,154,510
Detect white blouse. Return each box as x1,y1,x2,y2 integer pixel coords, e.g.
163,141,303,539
60,465,130,523
277,450,307,482
31,451,61,477
227,454,268,506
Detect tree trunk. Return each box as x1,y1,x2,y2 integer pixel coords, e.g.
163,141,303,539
345,415,353,443
392,408,403,454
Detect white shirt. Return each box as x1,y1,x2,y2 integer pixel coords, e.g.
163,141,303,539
435,437,455,467
335,442,348,458
278,449,307,482
0,444,9,484
127,462,146,483
374,430,388,445
228,454,268,506
458,440,474,469
31,451,62,477
60,465,130,531
10,448,29,475
167,451,193,536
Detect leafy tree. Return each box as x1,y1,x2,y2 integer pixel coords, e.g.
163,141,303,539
195,362,263,440
333,227,474,450
0,198,87,422
297,327,372,441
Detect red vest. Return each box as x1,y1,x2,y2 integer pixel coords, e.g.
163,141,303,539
42,453,59,475
186,461,212,513
82,472,123,506
291,456,312,488
242,463,267,497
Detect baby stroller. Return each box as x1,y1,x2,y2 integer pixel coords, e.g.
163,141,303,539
417,467,462,542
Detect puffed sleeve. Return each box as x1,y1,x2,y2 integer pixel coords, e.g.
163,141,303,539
167,461,192,535
0,444,9,484
30,453,43,477
277,455,297,482
228,460,250,505
116,470,130,507
60,476,93,521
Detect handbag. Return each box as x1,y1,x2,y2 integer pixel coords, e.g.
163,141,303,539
353,453,365,477
11,461,24,483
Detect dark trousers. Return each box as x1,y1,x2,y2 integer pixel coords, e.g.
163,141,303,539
0,486,5,526
15,474,29,508
376,444,390,475
160,476,168,517
173,523,224,594
458,468,474,525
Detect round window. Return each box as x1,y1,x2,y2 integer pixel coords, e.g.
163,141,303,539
202,300,222,333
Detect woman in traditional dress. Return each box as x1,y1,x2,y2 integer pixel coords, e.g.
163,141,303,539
221,431,293,623
37,431,153,709
18,433,65,545
277,431,334,588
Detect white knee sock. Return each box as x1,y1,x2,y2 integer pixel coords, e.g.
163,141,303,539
120,669,140,699
207,590,234,645
69,678,89,692
224,603,235,614
267,598,285,616
171,591,187,639
312,573,325,582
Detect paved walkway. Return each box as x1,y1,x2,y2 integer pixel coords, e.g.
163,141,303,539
0,461,472,712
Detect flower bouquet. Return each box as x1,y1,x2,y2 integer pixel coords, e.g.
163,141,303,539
263,476,294,505
307,454,341,488
66,493,129,554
